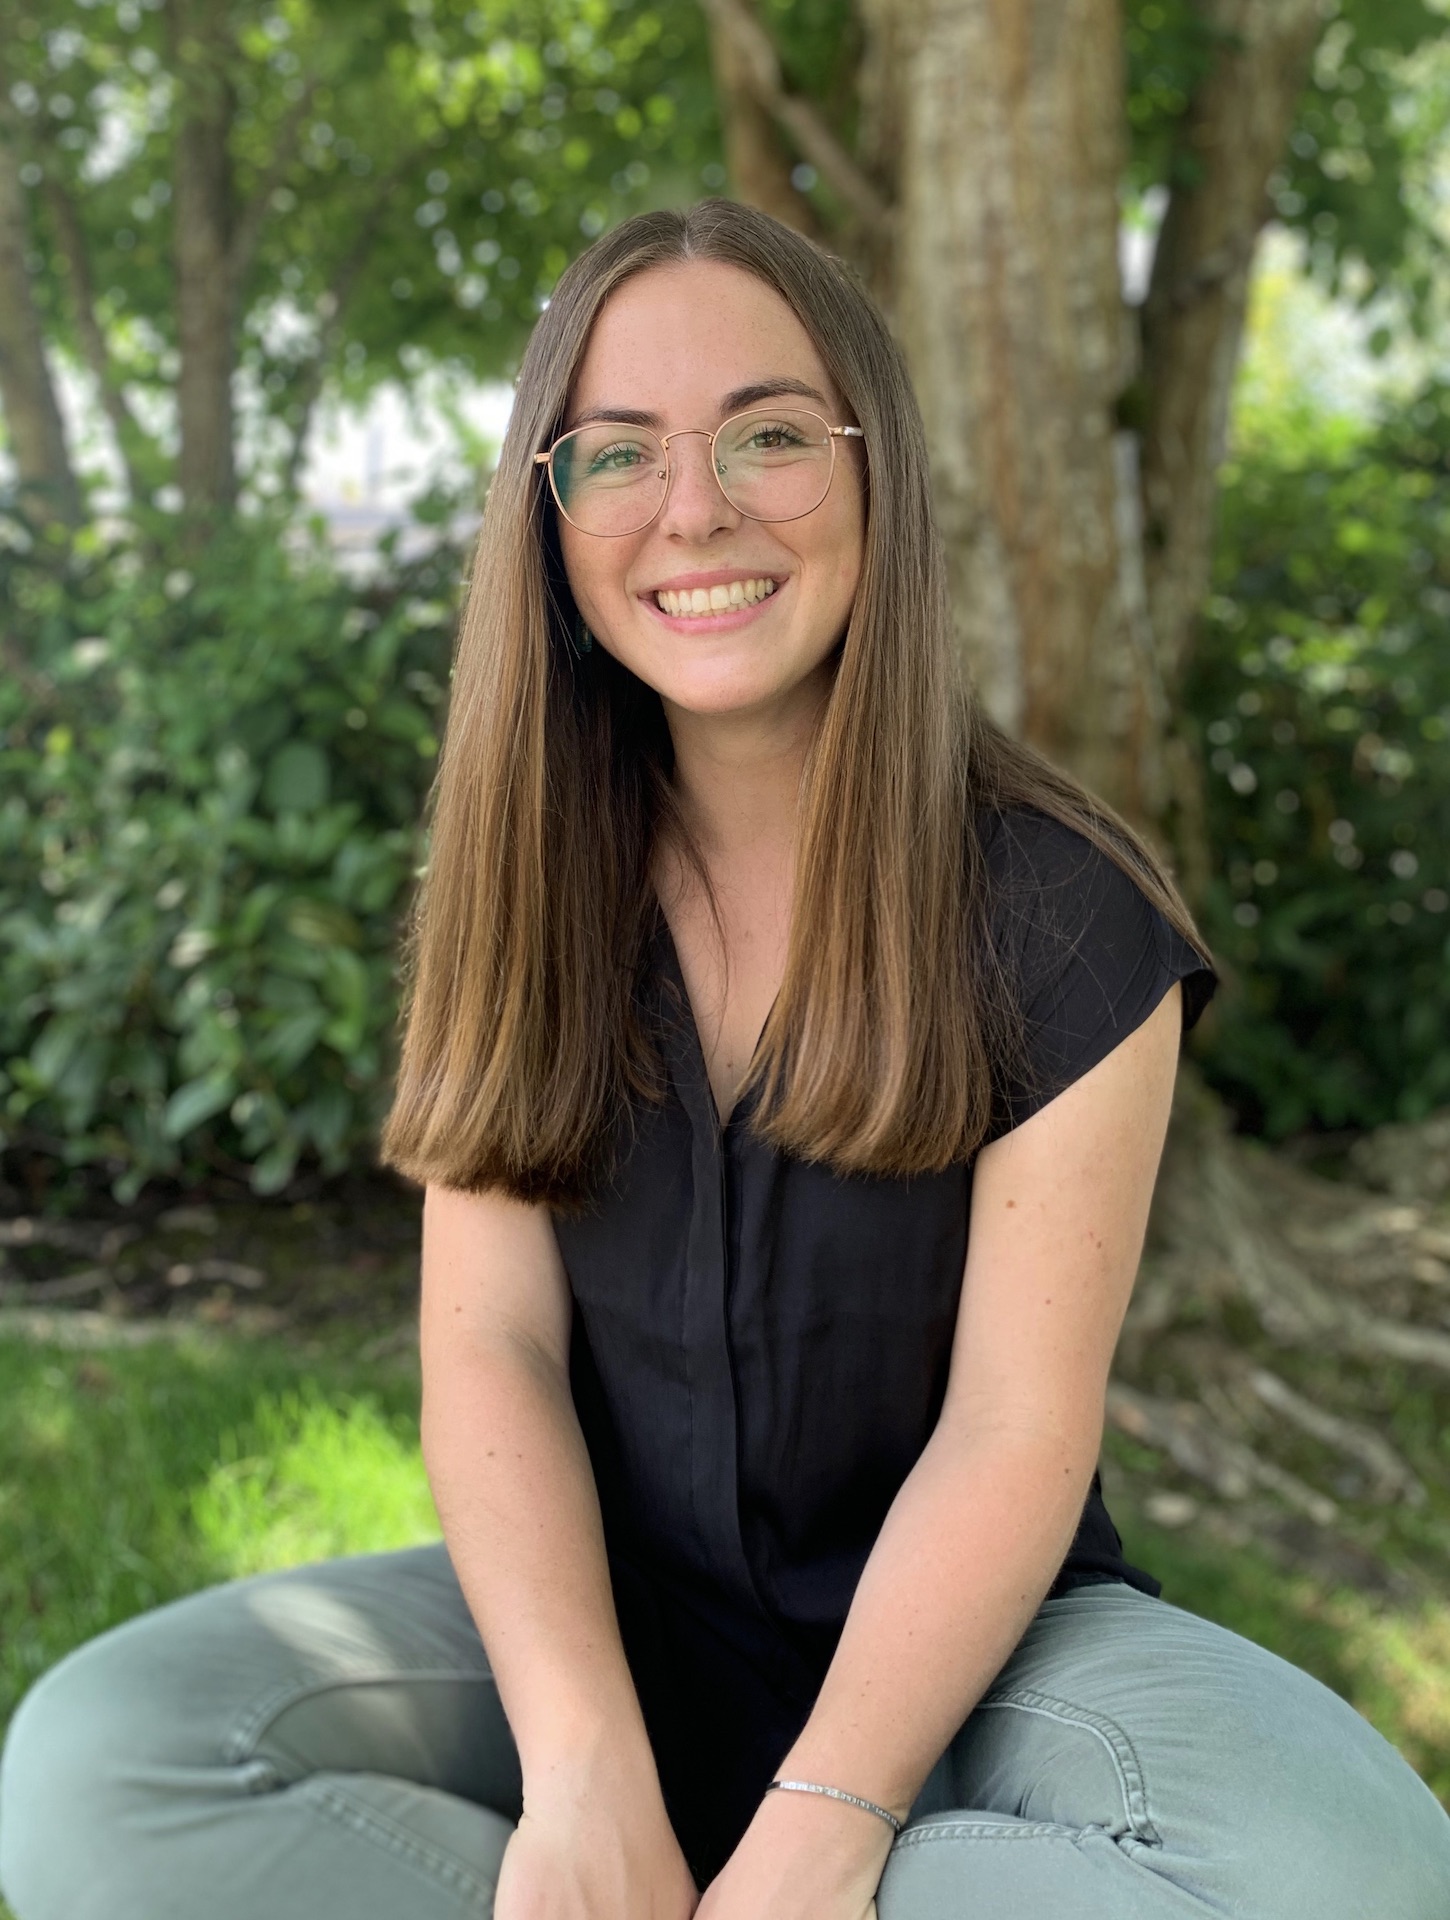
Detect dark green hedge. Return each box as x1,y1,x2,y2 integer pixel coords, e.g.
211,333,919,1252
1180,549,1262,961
0,508,460,1201
1187,386,1450,1137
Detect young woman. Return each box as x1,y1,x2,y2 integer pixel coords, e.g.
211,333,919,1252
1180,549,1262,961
3,199,1448,1920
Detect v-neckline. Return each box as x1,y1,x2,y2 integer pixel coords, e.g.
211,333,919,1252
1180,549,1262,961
652,898,780,1134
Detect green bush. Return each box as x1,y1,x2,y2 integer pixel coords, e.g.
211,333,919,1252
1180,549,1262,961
1188,386,1450,1136
0,506,463,1199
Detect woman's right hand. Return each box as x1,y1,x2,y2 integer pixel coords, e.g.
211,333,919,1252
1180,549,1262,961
494,1771,699,1920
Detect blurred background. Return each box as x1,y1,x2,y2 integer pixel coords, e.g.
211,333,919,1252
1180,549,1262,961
5,0,1450,1860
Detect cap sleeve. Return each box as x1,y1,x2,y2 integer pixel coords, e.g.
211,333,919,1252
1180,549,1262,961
980,808,1217,1141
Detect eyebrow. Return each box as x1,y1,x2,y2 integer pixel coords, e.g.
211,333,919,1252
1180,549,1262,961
565,376,831,432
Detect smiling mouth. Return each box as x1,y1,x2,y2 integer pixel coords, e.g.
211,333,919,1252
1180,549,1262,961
653,577,780,618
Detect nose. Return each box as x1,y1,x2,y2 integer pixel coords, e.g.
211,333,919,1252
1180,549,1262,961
657,430,739,542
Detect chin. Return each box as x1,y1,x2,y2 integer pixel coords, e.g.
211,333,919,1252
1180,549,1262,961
652,661,793,718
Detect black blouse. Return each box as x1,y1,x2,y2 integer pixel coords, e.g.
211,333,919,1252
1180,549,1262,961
552,806,1218,1885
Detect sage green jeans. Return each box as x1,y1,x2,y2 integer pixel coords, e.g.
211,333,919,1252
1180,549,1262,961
2,1545,1448,1918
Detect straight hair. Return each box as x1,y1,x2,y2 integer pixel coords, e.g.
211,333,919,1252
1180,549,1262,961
379,198,1212,1209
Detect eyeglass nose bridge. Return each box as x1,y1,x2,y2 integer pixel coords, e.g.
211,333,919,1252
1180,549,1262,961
651,426,737,522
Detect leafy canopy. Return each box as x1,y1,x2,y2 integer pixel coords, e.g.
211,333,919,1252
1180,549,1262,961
4,0,721,500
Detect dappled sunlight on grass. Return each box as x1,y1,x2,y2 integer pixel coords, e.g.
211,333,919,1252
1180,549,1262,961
192,1388,440,1577
6,1369,78,1457
1332,1594,1450,1799
0,1334,432,1737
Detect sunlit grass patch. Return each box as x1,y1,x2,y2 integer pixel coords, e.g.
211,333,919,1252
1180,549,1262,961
192,1387,438,1577
0,1333,437,1741
1330,1591,1450,1798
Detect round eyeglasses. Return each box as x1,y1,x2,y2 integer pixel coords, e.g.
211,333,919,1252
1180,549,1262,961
534,406,865,538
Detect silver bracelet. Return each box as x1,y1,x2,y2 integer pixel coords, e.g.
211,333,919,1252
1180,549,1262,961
765,1777,903,1835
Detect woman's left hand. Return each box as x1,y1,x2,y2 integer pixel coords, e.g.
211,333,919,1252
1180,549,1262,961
694,1786,897,1920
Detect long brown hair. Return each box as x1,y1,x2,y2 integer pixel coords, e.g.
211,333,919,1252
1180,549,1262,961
379,198,1211,1208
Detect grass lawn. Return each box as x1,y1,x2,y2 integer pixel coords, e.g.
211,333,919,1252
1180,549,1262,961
0,1328,1446,1919
0,1325,439,1920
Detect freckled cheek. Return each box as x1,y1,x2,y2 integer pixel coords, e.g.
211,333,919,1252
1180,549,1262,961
560,535,641,632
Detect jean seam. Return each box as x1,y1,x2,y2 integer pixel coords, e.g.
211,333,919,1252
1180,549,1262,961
973,1687,1161,1845
220,1669,502,1769
301,1776,495,1909
891,1821,1227,1917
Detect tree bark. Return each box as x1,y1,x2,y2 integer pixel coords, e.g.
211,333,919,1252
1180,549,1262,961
41,175,155,509
0,113,79,526
699,0,890,274
858,0,1148,816
1138,0,1323,704
703,0,824,238
168,0,237,520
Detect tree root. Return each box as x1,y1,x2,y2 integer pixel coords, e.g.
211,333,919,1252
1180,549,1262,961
1242,1364,1424,1507
1110,1067,1450,1579
1107,1382,1339,1525
1141,1069,1450,1373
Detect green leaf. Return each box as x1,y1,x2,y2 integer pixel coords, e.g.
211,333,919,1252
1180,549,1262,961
162,1073,237,1140
251,1138,300,1196
264,742,332,816
257,1008,330,1074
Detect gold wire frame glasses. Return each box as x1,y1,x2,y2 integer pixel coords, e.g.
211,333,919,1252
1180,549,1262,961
533,406,865,537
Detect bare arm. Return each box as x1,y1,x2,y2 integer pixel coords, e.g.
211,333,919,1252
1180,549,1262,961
420,1183,698,1914
697,983,1185,1918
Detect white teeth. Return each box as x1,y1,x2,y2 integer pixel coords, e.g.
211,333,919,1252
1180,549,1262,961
655,578,778,617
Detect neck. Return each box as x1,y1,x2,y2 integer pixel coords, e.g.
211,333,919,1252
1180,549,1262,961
662,667,831,866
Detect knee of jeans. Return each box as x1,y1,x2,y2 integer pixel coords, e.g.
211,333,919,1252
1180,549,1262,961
1260,1738,1450,1919
0,1620,188,1910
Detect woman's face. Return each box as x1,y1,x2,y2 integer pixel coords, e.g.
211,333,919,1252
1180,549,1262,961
554,260,866,727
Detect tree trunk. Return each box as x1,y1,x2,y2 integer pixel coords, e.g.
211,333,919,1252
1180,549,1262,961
168,0,237,520
716,0,1327,836
42,176,156,510
1138,0,1323,704
703,2,824,238
699,0,891,278
0,117,80,526
858,0,1150,819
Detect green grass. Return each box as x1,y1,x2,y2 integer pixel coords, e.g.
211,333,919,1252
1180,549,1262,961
0,1329,440,1920
0,1332,1445,1920
0,1332,440,1745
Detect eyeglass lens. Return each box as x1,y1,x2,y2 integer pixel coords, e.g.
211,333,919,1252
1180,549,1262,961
550,408,834,535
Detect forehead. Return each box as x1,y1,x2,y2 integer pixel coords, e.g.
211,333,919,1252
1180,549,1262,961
567,259,840,423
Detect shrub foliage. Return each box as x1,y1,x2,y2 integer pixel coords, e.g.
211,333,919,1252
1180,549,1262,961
1188,385,1450,1136
0,510,461,1199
